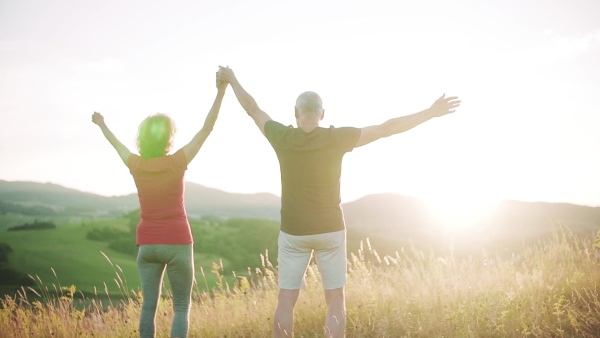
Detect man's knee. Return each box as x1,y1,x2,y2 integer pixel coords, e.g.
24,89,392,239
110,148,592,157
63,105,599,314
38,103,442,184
278,289,300,306
324,287,345,305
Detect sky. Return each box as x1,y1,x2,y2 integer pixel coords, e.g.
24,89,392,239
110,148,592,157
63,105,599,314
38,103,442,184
1,0,600,211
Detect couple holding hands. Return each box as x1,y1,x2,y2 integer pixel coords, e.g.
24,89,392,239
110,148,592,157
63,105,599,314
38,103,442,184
92,66,460,338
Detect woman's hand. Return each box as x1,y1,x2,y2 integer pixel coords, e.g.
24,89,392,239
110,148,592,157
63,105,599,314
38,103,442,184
217,66,237,85
92,111,105,126
216,68,228,92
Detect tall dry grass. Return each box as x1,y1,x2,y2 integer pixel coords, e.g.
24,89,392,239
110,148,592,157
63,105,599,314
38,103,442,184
1,228,600,337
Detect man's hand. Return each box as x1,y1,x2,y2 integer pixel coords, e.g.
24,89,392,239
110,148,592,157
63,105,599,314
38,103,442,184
216,65,272,135
92,111,105,126
429,94,461,117
218,66,237,84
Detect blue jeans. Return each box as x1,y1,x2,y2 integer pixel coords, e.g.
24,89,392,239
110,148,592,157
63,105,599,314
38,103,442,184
137,244,194,338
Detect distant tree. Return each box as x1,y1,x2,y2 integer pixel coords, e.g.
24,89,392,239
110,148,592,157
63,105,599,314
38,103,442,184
86,226,130,241
0,242,33,286
0,267,34,286
7,220,57,231
226,218,279,270
125,209,141,234
86,225,136,256
188,217,282,271
0,243,12,263
108,237,137,256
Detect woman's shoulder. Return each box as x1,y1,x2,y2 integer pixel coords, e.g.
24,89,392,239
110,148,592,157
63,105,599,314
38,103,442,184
129,150,187,173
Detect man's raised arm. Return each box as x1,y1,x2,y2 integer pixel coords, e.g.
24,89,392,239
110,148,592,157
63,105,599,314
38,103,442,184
218,66,272,136
355,94,461,147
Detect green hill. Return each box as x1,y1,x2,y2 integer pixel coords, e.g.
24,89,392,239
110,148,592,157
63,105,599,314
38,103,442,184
0,216,280,299
343,194,600,255
0,180,280,230
2,179,600,304
0,180,138,218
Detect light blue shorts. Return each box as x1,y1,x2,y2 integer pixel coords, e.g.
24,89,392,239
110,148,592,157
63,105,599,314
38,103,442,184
277,229,347,290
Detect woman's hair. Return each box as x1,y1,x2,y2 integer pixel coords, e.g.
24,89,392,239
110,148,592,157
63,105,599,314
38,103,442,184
136,113,176,159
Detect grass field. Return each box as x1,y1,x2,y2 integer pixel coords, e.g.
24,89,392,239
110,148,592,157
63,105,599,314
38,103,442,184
1,219,234,298
1,227,599,337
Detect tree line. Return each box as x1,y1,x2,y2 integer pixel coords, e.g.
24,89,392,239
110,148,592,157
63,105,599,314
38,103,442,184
0,201,57,216
0,243,33,286
86,210,280,271
7,220,57,231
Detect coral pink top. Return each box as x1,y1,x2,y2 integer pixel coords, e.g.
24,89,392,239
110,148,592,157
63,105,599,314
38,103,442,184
127,149,193,245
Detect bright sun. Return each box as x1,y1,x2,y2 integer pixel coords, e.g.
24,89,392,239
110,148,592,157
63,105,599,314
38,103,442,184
424,194,499,231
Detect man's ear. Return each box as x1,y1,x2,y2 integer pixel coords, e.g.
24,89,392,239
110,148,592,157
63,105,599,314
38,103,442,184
320,109,325,121
295,107,299,119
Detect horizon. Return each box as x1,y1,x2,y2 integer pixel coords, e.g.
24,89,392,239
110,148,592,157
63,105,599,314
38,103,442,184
2,0,600,213
3,178,599,209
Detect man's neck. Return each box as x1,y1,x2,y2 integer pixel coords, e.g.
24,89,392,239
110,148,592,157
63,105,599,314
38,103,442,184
298,121,319,133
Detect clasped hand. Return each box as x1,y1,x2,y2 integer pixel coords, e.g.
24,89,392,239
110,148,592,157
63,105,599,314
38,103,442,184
217,66,236,84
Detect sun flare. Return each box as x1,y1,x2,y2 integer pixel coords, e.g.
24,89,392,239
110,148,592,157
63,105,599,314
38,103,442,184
424,195,499,231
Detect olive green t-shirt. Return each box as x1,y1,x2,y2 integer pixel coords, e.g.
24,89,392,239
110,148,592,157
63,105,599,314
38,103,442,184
265,120,361,235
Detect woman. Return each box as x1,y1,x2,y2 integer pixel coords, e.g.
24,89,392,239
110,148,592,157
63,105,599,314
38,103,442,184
91,71,227,338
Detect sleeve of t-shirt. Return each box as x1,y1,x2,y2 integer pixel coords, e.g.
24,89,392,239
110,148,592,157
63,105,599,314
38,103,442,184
127,154,141,175
264,120,291,147
127,150,187,175
170,148,188,172
334,127,361,153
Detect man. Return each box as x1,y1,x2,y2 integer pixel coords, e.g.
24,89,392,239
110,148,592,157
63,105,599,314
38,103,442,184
218,66,460,338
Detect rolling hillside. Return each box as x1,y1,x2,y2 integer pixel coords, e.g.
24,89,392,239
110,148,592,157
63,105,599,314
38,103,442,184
2,179,600,254
0,180,280,228
0,180,138,217
343,194,600,255
1,180,600,300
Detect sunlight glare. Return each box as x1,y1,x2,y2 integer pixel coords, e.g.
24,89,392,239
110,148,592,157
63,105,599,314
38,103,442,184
425,194,498,231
